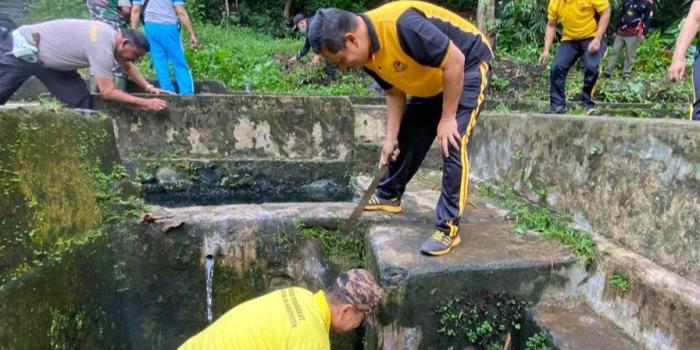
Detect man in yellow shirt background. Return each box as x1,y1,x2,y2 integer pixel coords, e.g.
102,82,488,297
178,268,383,350
540,0,611,114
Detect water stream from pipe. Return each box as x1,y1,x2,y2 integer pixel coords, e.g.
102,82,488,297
205,255,215,323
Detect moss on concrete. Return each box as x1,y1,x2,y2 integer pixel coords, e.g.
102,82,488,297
0,108,120,282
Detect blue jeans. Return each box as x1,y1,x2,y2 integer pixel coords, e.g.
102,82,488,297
144,22,194,96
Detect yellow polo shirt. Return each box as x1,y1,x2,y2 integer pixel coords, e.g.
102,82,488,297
548,0,610,41
178,288,332,350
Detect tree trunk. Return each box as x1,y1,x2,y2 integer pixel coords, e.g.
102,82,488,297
477,0,496,48
224,0,230,25
283,0,292,19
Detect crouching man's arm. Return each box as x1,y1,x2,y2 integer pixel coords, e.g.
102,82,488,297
120,60,171,94
96,76,167,111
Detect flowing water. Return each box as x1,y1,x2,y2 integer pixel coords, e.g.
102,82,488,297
205,256,215,323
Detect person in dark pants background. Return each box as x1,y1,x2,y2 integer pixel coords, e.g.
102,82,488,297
603,0,654,78
540,0,611,114
0,19,167,110
669,0,700,120
288,13,336,81
309,1,493,256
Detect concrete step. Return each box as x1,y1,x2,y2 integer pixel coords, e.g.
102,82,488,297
530,303,639,350
364,184,579,348
569,236,700,350
357,170,700,350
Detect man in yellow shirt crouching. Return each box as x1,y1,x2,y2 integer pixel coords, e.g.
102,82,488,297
178,269,383,350
540,0,611,114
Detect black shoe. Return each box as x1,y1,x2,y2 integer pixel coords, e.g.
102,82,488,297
547,106,567,114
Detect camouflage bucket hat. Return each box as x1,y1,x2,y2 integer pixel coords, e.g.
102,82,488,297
335,269,384,327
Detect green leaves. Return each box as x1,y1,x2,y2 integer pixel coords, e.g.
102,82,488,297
436,291,536,349
179,24,372,95
609,272,630,293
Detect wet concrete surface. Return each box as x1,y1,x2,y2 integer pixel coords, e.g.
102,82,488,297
532,303,639,350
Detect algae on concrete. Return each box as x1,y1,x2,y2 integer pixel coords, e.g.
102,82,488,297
0,107,120,282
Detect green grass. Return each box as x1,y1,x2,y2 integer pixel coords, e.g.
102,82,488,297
24,0,691,103
22,0,89,24
293,221,367,270
479,183,597,265
23,0,372,96
609,273,630,293
38,97,64,109
175,24,373,95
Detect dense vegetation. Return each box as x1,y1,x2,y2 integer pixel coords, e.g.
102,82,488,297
22,0,696,105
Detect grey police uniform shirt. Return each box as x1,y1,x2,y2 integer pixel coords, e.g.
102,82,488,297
18,19,118,78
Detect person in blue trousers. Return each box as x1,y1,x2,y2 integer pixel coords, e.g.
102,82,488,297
131,0,198,95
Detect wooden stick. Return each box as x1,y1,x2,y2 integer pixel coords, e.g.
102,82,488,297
503,331,512,350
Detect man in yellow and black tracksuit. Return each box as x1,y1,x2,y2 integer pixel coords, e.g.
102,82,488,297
309,1,493,256
540,0,611,114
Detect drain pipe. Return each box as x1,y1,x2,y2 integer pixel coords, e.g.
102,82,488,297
206,242,222,260
204,239,222,324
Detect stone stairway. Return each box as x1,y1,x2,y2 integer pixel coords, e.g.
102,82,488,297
354,172,648,349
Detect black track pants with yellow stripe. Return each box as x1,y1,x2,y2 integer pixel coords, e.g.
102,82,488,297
375,61,491,236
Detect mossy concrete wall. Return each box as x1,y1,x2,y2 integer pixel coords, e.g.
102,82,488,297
0,105,360,349
111,204,363,349
0,107,127,348
93,94,355,203
469,114,700,283
0,107,120,281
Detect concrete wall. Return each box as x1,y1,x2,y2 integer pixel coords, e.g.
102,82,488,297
96,94,354,161
354,105,700,284
0,107,128,348
94,94,356,203
0,107,120,279
470,114,700,283
353,104,444,172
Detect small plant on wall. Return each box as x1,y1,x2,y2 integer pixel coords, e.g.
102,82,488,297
609,273,630,293
436,290,551,349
